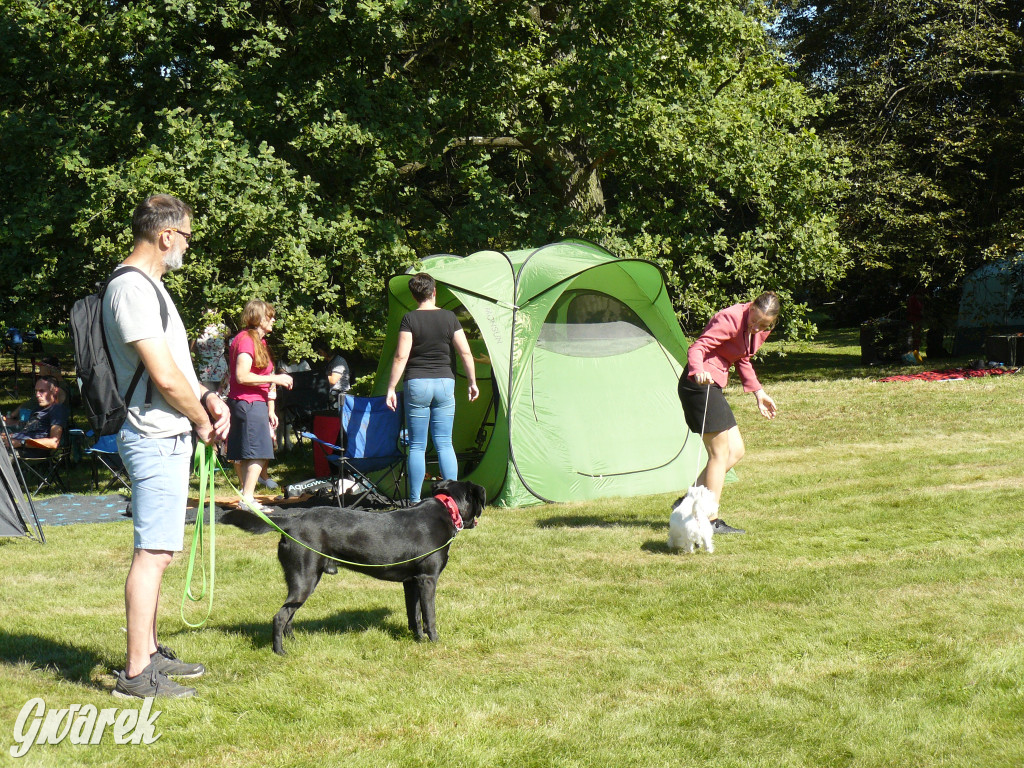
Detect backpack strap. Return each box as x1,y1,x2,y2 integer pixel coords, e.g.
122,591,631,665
104,266,171,410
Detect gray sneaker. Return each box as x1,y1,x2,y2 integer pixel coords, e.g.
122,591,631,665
711,518,746,535
113,662,196,699
151,644,205,678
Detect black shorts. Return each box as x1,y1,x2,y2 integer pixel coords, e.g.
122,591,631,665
678,367,737,435
226,399,275,461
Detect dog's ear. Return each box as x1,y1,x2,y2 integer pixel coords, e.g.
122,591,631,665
456,482,485,527
471,482,486,516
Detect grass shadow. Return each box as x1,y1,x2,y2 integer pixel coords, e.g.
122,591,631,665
220,607,398,651
0,632,109,690
536,515,664,530
640,540,674,556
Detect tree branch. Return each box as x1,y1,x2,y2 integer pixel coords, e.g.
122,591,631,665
396,136,533,175
966,69,1024,79
713,55,747,98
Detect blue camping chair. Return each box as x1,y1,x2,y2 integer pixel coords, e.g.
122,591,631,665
300,393,407,508
85,434,131,492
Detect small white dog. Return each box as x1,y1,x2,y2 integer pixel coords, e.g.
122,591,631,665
667,485,717,554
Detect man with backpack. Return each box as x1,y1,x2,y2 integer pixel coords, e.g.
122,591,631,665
102,194,230,699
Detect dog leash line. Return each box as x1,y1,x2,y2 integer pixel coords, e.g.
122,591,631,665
693,383,710,488
181,443,217,628
213,454,459,568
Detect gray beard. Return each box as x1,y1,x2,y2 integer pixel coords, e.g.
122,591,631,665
163,247,184,271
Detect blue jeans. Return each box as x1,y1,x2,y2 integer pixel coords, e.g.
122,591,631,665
404,378,458,502
117,426,192,551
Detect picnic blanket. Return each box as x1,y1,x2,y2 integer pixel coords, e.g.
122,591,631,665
31,494,131,526
877,367,1018,383
28,492,309,527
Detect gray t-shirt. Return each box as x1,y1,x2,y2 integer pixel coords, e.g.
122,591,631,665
328,355,350,397
101,267,199,438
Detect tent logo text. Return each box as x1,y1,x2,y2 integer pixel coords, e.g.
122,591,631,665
10,697,162,757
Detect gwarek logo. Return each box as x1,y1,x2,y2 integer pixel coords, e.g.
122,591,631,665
9,697,162,757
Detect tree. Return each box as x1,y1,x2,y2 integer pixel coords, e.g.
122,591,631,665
1,0,846,352
775,0,1024,322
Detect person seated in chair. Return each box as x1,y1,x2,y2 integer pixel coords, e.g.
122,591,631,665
38,356,71,405
3,376,69,457
312,339,352,407
4,373,65,428
5,357,69,424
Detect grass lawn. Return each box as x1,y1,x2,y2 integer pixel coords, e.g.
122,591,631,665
0,329,1022,767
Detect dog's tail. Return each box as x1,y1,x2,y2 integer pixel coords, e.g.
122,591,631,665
219,507,284,535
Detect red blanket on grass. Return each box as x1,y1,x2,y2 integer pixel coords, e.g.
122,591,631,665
877,367,1017,383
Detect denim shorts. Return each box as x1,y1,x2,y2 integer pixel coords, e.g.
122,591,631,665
117,426,193,551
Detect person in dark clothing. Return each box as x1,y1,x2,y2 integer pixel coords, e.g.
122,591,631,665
385,273,479,503
907,289,925,359
3,376,68,455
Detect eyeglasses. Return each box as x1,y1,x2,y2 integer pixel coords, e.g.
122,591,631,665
165,228,193,243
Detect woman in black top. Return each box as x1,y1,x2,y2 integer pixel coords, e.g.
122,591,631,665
386,273,479,502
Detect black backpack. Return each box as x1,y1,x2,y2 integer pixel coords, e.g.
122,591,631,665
70,266,168,436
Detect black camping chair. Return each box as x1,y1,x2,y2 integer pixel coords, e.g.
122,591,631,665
17,426,75,495
277,369,331,450
299,392,407,508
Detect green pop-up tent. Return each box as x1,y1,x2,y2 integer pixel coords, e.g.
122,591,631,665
372,240,704,507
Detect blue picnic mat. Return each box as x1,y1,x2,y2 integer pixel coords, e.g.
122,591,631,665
30,494,131,526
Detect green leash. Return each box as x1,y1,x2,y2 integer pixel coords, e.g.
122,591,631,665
179,446,460,627
180,443,217,627
214,456,458,568
209,454,458,569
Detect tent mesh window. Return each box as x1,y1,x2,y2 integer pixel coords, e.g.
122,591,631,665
453,305,483,339
537,290,655,357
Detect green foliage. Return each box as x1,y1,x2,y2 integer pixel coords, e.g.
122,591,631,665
776,0,1024,320
2,331,1024,767
1,0,847,349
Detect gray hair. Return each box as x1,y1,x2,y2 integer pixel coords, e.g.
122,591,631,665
131,194,193,244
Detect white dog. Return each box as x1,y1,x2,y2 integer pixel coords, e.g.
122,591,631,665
667,485,717,554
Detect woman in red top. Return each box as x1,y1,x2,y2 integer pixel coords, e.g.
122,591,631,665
226,300,293,510
678,291,780,534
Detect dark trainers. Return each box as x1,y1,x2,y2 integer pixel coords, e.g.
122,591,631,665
711,518,746,535
113,662,196,699
151,644,205,678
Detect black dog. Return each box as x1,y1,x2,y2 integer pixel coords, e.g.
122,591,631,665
221,480,486,654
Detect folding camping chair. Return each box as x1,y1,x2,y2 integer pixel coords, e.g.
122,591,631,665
276,369,330,450
299,393,407,508
85,433,131,494
17,427,76,495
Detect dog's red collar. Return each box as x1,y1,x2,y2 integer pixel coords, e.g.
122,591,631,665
434,493,463,531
